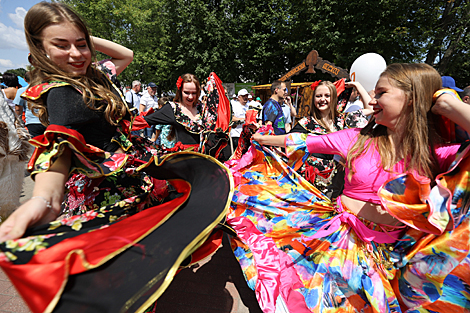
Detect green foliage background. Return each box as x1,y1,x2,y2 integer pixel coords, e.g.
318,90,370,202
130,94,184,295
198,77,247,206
26,0,470,90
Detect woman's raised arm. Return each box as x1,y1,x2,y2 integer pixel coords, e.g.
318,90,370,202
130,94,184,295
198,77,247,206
252,133,287,147
92,36,133,75
345,81,373,116
433,91,470,134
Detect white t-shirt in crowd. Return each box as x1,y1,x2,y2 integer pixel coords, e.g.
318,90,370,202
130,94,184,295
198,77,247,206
1,90,15,109
230,101,249,138
125,90,141,109
140,93,158,112
282,103,292,125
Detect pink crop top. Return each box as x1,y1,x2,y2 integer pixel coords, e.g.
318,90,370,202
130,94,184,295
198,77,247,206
302,128,459,204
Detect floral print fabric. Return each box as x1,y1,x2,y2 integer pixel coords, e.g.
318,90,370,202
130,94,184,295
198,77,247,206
170,101,204,135
1,126,169,265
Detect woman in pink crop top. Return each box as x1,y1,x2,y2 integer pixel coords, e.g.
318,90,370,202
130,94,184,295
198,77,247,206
226,63,470,312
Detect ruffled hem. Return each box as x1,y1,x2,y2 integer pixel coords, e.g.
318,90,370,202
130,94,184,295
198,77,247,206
22,81,71,101
379,141,470,235
285,133,310,171
1,126,234,313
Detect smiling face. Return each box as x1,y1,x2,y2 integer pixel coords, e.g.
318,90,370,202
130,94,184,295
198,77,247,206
41,22,91,76
181,82,198,107
371,75,408,131
314,85,331,115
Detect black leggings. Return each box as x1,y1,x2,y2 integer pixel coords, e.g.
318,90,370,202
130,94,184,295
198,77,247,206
26,123,47,138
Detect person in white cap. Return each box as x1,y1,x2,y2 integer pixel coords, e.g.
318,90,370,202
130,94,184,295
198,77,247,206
231,93,238,107
247,94,254,105
223,88,249,159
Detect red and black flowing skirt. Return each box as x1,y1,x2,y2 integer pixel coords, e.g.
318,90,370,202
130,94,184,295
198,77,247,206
0,125,233,313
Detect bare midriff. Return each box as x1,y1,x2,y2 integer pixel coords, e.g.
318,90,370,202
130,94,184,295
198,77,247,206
340,194,403,226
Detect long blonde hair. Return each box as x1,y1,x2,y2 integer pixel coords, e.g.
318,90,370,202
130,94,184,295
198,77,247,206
346,63,443,180
311,81,339,133
25,2,127,126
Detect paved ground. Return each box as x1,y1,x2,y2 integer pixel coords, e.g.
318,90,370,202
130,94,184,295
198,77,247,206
0,172,262,313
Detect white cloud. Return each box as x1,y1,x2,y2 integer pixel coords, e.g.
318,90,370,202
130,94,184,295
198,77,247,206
8,7,26,29
0,59,13,67
0,22,27,50
0,60,28,73
0,59,14,72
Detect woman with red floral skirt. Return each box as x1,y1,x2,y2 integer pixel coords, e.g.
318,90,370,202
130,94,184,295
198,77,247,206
0,3,232,313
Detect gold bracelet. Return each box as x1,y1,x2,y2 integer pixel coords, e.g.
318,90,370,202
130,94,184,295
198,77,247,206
30,196,52,210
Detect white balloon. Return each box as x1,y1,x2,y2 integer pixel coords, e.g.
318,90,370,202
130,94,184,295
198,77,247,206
349,53,387,92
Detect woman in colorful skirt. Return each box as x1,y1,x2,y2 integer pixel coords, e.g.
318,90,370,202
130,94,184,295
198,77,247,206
227,63,470,312
0,3,232,313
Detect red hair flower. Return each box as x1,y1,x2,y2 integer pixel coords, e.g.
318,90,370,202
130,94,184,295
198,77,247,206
310,80,321,90
176,76,183,89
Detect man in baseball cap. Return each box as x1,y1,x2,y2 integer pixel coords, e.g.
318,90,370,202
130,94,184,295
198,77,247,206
441,76,463,93
237,88,249,97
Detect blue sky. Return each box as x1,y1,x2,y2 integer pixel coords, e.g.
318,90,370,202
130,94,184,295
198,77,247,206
0,0,44,73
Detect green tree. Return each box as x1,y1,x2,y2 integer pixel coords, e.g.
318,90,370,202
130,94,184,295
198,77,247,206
64,0,470,87
65,0,170,88
4,68,27,78
162,0,238,88
423,0,470,86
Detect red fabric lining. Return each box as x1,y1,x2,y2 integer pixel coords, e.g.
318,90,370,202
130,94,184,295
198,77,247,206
2,179,191,313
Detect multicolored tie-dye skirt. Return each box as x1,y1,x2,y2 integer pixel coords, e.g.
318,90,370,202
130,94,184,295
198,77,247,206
226,130,470,313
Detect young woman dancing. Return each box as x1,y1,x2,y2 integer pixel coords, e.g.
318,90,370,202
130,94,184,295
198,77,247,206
0,3,232,313
227,63,470,312
143,73,231,160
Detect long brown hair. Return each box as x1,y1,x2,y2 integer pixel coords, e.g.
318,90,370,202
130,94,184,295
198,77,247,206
173,73,200,104
346,63,443,180
311,81,339,132
25,2,127,126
